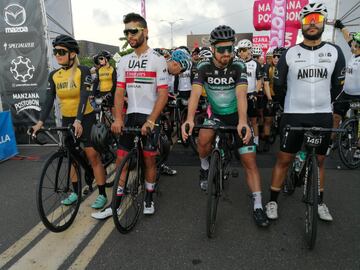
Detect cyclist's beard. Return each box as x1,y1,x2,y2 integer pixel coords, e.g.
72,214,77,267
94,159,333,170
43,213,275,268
302,26,324,41
130,33,145,49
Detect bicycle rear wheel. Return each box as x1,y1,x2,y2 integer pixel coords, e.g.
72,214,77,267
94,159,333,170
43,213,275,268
338,118,360,169
206,150,221,238
112,151,144,234
304,155,318,249
37,150,82,232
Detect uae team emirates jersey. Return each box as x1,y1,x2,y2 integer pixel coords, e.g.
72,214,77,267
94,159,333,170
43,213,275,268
117,48,168,114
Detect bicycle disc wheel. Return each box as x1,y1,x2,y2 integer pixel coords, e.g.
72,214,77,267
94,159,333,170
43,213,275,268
338,118,360,169
37,151,82,232
206,150,221,238
112,151,144,234
304,155,318,249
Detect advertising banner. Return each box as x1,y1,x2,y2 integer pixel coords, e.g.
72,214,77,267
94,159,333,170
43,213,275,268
0,111,18,161
0,0,49,143
253,35,269,56
269,0,287,48
253,0,308,30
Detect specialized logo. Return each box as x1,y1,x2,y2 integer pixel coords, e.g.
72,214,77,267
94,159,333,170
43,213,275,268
10,56,35,82
4,4,26,26
297,66,328,83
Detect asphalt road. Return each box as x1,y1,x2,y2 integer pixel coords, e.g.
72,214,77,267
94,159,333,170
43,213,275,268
0,143,359,270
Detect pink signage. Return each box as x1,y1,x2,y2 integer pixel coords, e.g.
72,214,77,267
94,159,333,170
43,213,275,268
253,0,308,31
253,35,270,55
269,0,287,48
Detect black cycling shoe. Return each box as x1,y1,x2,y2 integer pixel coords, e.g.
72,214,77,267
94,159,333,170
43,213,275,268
253,208,270,227
160,163,177,176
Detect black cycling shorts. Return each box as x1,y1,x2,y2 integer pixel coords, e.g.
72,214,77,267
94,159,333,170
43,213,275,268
279,113,332,155
117,113,159,157
333,92,360,118
247,93,258,118
205,112,255,153
62,112,96,148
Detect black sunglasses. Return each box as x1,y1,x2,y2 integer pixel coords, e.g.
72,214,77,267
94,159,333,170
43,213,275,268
238,48,248,53
123,27,144,36
273,54,281,58
53,48,69,56
214,45,234,54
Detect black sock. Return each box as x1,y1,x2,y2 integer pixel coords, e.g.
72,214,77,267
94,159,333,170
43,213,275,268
98,184,106,197
72,182,78,194
270,190,280,202
319,191,324,204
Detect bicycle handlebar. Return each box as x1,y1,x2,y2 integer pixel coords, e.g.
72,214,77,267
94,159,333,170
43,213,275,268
27,125,76,145
283,125,348,133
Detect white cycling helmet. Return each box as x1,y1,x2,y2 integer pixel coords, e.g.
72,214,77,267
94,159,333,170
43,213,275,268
299,3,328,20
198,49,212,59
252,46,262,56
237,39,252,49
266,48,273,57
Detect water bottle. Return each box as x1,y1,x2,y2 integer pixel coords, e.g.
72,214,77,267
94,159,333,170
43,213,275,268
294,151,306,172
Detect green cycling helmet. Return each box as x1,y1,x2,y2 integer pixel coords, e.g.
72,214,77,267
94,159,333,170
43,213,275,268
353,32,360,45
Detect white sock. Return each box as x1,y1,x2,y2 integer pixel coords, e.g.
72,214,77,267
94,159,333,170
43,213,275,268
116,186,124,196
145,181,156,192
254,136,259,145
252,191,263,210
200,157,209,170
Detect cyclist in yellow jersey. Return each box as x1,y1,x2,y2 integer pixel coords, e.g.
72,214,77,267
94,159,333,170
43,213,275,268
92,50,117,108
32,35,108,210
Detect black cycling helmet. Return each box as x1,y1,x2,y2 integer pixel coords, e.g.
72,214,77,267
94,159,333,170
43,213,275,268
209,25,236,45
90,123,110,153
97,50,112,60
52,34,80,54
92,54,100,65
273,47,287,56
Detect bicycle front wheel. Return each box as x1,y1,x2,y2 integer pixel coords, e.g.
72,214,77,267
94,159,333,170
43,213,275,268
112,151,144,234
338,118,360,169
37,150,82,232
206,150,221,238
304,155,318,249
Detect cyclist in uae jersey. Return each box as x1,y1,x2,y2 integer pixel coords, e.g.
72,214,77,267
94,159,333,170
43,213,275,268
92,13,168,220
182,25,269,228
265,3,346,222
32,35,108,210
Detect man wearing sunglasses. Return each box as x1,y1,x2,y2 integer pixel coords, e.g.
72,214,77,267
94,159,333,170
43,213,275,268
237,39,263,150
182,25,269,227
108,13,168,217
265,3,346,222
331,21,360,158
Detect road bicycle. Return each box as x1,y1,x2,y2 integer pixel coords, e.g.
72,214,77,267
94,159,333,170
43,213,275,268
112,127,164,233
282,125,346,249
31,126,96,232
188,123,243,238
336,99,360,169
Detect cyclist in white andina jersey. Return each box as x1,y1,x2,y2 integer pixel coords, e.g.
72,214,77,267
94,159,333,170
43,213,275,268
265,3,346,222
92,13,168,220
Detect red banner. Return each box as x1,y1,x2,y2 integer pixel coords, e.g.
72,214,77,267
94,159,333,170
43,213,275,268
269,0,287,48
252,35,269,56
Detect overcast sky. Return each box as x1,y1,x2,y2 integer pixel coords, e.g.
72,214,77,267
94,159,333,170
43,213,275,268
71,0,344,49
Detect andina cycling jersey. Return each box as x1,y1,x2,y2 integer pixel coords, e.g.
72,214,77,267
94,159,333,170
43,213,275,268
245,59,262,93
274,42,346,114
193,57,248,115
40,65,93,122
93,65,117,94
116,48,168,114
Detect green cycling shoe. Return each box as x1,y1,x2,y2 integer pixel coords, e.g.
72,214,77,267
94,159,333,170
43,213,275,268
61,192,78,206
91,194,107,209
